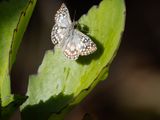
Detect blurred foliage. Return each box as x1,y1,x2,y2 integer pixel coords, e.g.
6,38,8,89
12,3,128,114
0,0,36,119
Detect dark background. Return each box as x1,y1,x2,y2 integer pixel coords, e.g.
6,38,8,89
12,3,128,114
11,0,160,119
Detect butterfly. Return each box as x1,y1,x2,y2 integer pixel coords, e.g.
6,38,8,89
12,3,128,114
51,3,97,60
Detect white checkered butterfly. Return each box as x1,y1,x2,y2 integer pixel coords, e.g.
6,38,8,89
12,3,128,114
51,3,97,60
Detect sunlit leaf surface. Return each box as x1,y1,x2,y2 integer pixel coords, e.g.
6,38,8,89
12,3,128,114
21,0,125,119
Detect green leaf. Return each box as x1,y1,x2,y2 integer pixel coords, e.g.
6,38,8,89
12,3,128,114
21,0,125,119
0,0,36,115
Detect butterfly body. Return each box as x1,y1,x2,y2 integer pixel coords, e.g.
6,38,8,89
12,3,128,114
51,3,97,60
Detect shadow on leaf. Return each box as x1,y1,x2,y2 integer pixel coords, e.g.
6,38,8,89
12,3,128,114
76,24,104,65
21,93,74,120
1,95,27,120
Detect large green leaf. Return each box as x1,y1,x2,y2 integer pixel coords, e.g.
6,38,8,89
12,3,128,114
0,0,36,117
21,0,125,119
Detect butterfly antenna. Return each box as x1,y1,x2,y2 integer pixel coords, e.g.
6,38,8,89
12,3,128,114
73,10,77,25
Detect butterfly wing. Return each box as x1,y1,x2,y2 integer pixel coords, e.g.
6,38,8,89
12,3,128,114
51,3,97,60
63,29,97,60
51,3,72,45
63,39,79,60
55,3,72,27
51,24,69,45
74,29,97,56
